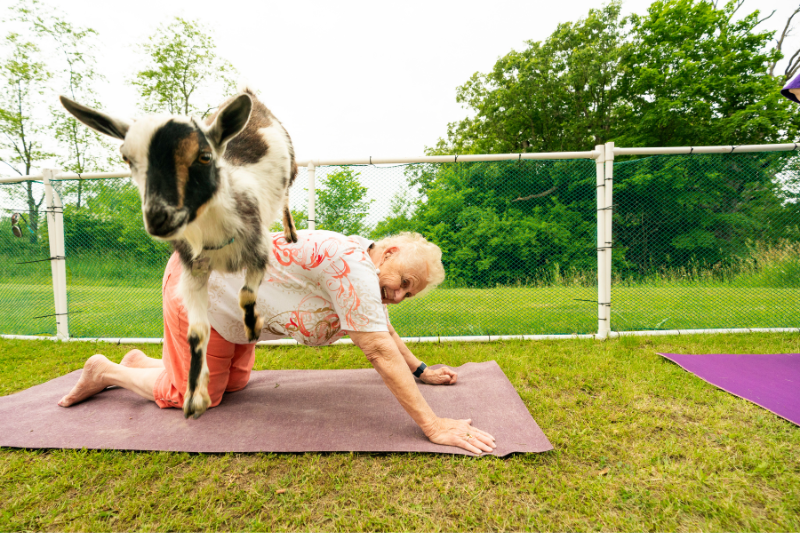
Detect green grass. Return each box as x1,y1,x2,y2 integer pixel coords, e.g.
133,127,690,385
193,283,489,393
3,240,800,338
2,283,799,338
1,333,799,531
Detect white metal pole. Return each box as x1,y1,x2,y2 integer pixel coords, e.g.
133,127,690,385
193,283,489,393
604,142,614,335
595,145,607,339
43,169,69,340
307,161,316,231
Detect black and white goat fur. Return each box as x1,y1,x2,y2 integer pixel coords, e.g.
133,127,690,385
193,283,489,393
60,87,298,419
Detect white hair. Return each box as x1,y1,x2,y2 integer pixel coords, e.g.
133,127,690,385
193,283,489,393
374,232,445,295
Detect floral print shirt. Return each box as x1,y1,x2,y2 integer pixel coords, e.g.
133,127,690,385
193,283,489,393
207,230,389,345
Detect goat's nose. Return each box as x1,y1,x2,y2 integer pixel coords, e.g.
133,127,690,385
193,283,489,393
146,208,172,236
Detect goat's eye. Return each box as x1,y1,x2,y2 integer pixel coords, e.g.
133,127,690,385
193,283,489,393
122,155,130,165
198,152,212,165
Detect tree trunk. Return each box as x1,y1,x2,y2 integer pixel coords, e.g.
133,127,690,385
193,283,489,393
24,181,39,245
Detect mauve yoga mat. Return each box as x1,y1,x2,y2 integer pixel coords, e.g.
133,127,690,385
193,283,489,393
659,353,800,426
0,361,552,456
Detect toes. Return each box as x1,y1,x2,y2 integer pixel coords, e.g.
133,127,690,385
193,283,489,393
58,355,112,407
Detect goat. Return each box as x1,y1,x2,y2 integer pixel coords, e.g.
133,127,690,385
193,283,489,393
60,87,298,419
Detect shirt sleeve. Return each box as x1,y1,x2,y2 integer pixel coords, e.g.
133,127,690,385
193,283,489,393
322,242,389,333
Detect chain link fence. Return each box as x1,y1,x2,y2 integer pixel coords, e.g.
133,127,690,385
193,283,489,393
0,180,55,336
1,149,799,339
312,160,598,336
612,151,800,331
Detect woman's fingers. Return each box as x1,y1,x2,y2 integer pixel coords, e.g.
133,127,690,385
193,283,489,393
424,417,497,454
461,432,494,453
422,367,458,385
471,427,496,443
446,419,497,454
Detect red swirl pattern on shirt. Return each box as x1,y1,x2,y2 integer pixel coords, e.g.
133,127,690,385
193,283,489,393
263,295,345,346
273,233,340,270
270,232,376,333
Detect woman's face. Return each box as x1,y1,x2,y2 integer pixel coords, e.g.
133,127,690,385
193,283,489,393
377,248,428,305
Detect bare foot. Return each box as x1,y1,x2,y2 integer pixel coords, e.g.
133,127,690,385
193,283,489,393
58,354,114,407
120,349,164,369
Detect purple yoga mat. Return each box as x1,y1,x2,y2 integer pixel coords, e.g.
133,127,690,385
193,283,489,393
0,361,552,456
659,353,800,426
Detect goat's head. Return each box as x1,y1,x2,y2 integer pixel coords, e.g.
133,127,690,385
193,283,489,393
59,95,252,240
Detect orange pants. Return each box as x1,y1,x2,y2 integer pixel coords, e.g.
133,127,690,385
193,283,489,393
153,253,255,409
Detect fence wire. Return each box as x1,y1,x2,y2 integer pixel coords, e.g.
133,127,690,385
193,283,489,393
0,180,55,336
1,150,798,339
312,160,598,336
611,151,800,331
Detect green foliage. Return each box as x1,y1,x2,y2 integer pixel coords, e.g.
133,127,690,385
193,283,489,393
0,26,52,242
0,31,51,177
408,0,800,287
431,2,626,155
131,17,237,116
269,209,309,233
60,179,171,256
432,0,799,155
315,167,374,236
613,152,800,272
617,0,797,147
372,150,799,286
374,160,600,287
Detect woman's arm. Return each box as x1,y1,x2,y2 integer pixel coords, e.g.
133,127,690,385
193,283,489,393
348,330,495,454
387,324,457,385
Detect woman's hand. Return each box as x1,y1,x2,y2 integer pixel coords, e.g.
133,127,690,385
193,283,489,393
420,366,458,385
424,417,496,454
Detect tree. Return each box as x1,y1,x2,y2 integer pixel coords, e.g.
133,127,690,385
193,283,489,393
20,1,118,208
432,0,799,155
316,167,374,236
0,31,51,242
768,4,800,79
617,0,798,147
390,0,800,286
429,2,627,156
131,17,238,117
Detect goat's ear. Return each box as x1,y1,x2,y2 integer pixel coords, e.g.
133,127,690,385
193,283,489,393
60,96,130,140
207,94,252,147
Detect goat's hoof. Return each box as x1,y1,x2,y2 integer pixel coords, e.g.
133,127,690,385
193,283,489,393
285,228,298,244
183,387,211,419
244,315,264,342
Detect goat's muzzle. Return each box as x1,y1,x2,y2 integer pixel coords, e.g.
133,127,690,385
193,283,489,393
145,205,188,238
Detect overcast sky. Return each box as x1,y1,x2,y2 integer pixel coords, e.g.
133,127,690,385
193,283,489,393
9,0,800,162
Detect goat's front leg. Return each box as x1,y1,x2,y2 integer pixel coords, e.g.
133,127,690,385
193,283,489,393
240,266,266,342
179,268,212,419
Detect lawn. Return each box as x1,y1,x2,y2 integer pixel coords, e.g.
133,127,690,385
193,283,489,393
2,282,799,339
1,333,799,531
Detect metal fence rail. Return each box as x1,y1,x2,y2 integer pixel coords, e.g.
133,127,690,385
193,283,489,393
1,143,798,342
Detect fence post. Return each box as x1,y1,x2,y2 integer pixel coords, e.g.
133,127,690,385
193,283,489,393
595,145,608,339
604,142,615,335
307,161,316,231
43,168,69,340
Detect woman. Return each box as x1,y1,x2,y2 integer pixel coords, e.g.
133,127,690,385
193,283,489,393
59,230,496,454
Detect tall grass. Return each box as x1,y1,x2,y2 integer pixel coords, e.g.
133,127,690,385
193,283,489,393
613,240,800,288
2,240,798,290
